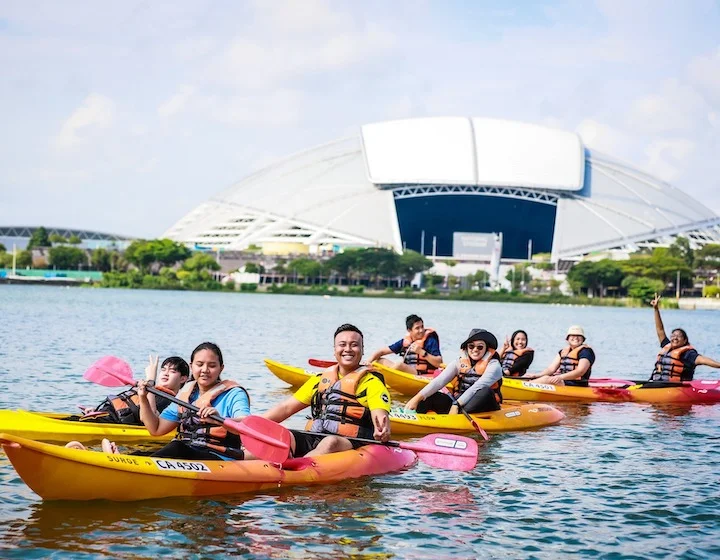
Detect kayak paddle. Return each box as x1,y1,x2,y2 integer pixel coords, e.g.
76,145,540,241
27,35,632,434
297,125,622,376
450,397,489,441
84,356,291,463
290,429,479,472
308,359,337,368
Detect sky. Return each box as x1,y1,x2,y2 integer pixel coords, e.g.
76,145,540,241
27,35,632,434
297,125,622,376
1,0,719,238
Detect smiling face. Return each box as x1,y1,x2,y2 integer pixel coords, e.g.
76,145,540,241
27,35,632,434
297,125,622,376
567,334,585,349
669,329,688,349
408,320,425,341
333,330,363,373
157,364,188,393
513,332,528,350
466,340,487,360
191,349,224,390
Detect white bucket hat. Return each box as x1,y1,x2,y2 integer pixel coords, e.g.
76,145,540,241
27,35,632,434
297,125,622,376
566,325,586,340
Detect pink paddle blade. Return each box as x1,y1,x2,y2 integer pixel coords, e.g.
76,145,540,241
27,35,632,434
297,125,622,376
232,415,292,464
83,356,135,387
403,434,479,472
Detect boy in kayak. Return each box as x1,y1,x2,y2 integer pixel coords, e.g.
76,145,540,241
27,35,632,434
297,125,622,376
404,329,503,414
649,293,720,381
64,355,189,425
264,324,391,458
366,314,443,375
522,325,595,386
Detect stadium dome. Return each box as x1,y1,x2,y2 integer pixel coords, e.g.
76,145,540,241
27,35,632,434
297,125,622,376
163,117,720,262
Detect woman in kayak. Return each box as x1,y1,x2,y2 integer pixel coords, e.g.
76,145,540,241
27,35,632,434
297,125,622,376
649,293,720,381
522,325,594,386
66,355,189,424
404,329,503,414
498,330,534,377
71,342,254,460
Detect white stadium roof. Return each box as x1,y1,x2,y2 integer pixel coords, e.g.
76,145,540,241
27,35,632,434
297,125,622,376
164,117,720,261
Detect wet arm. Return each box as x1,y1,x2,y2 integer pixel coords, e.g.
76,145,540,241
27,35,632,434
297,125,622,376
367,346,392,364
457,361,502,407
695,355,720,369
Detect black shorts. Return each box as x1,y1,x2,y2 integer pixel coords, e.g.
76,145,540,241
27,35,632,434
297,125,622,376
290,430,367,457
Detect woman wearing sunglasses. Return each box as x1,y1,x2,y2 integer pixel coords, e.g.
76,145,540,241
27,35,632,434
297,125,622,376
403,329,502,414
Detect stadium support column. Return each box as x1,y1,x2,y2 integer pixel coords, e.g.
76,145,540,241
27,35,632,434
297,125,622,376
490,232,503,289
420,230,425,255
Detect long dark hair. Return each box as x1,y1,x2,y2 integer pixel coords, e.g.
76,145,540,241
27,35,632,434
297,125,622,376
511,330,528,349
190,342,224,366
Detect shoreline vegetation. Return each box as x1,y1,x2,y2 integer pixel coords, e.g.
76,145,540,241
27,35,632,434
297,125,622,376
2,229,720,309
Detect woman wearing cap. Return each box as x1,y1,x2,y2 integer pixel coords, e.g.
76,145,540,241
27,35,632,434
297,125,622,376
404,329,503,414
499,330,534,377
523,326,595,386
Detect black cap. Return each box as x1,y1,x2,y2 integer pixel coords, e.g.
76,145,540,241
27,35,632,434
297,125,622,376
460,329,498,350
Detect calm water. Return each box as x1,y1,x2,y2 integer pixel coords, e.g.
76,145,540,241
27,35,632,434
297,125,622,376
1,285,719,559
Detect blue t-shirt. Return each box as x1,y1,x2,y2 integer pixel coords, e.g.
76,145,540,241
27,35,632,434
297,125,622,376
160,386,251,423
388,336,441,356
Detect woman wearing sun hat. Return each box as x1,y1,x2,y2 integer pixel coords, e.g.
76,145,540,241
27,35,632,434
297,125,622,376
404,329,503,414
523,325,595,386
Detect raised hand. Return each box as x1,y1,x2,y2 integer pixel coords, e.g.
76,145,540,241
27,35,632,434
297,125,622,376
145,354,159,381
650,293,661,309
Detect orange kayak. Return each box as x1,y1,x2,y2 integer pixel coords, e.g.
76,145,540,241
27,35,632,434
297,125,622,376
0,433,416,502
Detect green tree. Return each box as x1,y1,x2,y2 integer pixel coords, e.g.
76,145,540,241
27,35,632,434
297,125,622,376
326,249,361,283
506,263,532,292
356,248,399,287
622,276,665,303
68,234,83,245
397,250,433,282
26,227,51,250
16,250,32,268
288,258,323,282
49,233,67,244
668,237,694,267
567,259,624,296
620,249,692,287
182,253,221,272
244,262,265,273
125,239,191,273
91,248,113,272
694,244,720,270
48,246,87,269
0,243,6,253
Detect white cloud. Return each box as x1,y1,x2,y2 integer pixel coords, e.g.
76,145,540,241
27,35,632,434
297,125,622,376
158,85,196,118
575,119,633,156
642,138,696,182
203,89,304,126
688,47,720,105
55,93,115,150
626,80,707,134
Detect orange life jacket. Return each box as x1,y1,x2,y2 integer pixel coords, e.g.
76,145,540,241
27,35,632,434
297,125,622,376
306,365,379,439
501,347,534,377
558,345,593,380
175,380,249,459
400,328,439,374
651,343,695,382
452,353,502,404
85,385,176,425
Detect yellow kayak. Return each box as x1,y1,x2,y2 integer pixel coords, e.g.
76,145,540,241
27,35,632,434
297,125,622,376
264,359,315,387
388,403,565,434
371,362,452,396
0,409,174,444
0,433,417,502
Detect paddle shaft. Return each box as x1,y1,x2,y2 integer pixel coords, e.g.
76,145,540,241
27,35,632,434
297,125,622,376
290,429,475,458
139,383,284,448
451,398,489,441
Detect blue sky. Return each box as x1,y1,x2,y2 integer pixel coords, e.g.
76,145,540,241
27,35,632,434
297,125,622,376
1,0,719,238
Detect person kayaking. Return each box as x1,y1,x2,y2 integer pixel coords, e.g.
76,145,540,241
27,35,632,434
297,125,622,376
649,293,720,382
499,330,534,377
523,325,595,386
71,342,255,460
64,355,189,425
366,314,443,375
263,324,391,458
404,328,503,414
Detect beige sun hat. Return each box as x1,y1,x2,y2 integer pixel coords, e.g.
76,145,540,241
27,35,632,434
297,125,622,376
566,325,586,340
